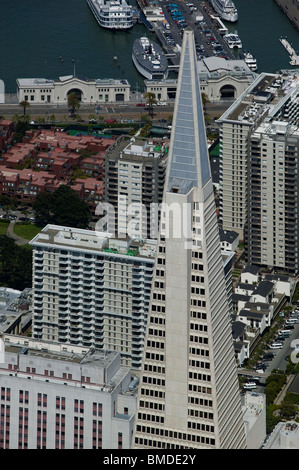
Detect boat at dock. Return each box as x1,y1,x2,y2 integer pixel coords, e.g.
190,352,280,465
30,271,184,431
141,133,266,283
86,0,134,30
132,37,169,80
210,0,238,23
224,33,242,49
242,51,257,71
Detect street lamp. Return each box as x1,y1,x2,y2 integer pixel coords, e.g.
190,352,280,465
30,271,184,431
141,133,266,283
72,59,78,78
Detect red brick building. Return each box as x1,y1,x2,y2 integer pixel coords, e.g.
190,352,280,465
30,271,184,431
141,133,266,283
0,127,115,210
0,120,14,151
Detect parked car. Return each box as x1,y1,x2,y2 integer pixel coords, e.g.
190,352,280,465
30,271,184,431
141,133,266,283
243,382,257,390
270,343,283,349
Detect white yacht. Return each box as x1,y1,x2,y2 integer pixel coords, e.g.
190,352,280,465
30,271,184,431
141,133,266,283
224,33,242,49
87,0,133,30
210,0,238,22
243,52,257,71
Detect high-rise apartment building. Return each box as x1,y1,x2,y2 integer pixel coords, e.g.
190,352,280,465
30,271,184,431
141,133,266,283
247,120,299,273
133,29,246,449
0,334,136,449
105,137,168,238
30,225,156,369
217,71,299,240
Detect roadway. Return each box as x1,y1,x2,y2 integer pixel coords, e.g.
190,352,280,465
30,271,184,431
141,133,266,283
0,100,230,123
238,316,299,392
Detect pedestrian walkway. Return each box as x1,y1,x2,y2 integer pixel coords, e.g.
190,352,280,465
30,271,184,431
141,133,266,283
6,220,29,246
274,374,295,405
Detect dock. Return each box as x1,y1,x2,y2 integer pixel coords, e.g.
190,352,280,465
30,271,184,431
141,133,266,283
210,15,228,35
279,37,299,66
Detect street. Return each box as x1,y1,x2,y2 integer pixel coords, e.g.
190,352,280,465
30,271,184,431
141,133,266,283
239,317,299,392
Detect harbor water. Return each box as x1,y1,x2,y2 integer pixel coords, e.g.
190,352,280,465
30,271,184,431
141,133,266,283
0,0,299,93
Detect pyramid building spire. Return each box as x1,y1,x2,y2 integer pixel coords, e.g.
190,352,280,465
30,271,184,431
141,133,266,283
133,29,246,449
167,28,211,196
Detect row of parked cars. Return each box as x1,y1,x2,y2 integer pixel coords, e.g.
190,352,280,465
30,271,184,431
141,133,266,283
253,310,299,374
197,22,227,59
167,4,188,29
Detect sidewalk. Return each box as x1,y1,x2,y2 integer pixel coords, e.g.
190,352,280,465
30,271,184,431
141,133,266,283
6,221,29,246
274,374,295,405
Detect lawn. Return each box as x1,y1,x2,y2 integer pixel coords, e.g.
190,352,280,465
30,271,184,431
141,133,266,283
0,220,10,235
13,223,42,240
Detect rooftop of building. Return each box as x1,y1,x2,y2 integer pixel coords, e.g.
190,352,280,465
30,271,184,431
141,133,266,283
197,56,255,80
218,70,299,124
239,309,264,320
0,334,133,394
251,280,274,297
242,264,260,275
30,224,157,259
251,119,299,139
0,288,32,334
263,421,299,449
107,135,169,164
17,76,130,87
219,229,239,243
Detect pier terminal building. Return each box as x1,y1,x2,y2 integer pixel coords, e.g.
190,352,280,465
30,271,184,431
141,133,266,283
16,56,255,106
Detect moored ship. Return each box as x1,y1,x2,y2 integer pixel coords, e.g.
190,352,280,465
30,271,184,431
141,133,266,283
132,37,168,80
86,0,133,30
224,33,242,49
210,0,238,22
242,52,257,71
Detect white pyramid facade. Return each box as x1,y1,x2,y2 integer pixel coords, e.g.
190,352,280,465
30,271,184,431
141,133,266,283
133,29,246,449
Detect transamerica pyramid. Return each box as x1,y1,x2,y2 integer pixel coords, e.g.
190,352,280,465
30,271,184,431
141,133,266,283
132,29,247,449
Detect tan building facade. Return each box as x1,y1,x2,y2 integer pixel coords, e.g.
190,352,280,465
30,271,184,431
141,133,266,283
17,75,131,105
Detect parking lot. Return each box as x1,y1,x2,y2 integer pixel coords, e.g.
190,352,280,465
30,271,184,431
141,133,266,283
156,0,234,62
240,309,299,392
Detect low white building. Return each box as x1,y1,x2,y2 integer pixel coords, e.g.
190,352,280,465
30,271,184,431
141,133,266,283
240,265,260,285
264,274,294,299
219,229,239,252
238,309,268,335
0,334,136,449
263,421,299,449
17,75,131,105
242,392,266,449
144,56,256,103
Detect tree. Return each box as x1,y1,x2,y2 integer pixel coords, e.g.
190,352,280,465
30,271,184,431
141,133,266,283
19,100,30,116
144,92,157,118
11,114,31,143
32,191,53,227
280,402,296,419
0,236,32,290
67,93,80,117
33,185,91,229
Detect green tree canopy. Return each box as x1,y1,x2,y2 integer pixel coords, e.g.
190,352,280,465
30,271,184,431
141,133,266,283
33,185,91,229
67,93,80,117
0,236,32,290
144,92,157,118
19,100,30,116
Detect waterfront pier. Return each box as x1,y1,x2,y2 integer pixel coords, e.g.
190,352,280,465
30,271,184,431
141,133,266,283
279,37,299,66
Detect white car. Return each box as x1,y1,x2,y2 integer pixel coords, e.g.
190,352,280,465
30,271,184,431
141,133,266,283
270,343,283,349
243,382,257,390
